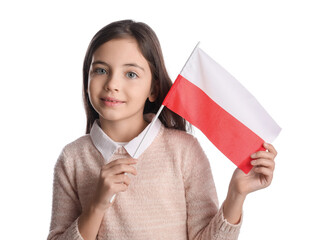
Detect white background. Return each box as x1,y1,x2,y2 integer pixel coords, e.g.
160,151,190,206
1,0,319,239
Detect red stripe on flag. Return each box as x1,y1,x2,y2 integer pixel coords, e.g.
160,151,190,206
163,75,265,174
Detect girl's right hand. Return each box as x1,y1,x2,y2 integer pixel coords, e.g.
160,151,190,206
91,158,138,211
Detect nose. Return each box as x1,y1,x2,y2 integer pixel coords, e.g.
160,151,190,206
104,72,119,92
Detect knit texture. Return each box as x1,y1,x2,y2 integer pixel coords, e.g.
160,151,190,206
47,124,242,240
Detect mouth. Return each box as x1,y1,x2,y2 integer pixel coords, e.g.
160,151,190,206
100,97,125,106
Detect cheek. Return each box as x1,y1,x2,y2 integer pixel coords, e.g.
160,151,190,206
129,83,151,100
87,81,99,104
88,78,101,96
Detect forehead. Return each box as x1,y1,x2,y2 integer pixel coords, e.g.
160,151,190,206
92,38,148,67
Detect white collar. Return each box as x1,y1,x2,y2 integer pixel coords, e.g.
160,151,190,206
90,113,162,162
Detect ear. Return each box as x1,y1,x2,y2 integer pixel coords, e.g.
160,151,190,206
148,83,159,102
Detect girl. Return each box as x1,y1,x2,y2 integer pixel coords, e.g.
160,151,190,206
47,20,277,240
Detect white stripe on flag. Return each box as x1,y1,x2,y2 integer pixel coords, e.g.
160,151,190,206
181,48,281,143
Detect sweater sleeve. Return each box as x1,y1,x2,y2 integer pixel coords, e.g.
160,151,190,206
47,149,84,240
182,137,242,240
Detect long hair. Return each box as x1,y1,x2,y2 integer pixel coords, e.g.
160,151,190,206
82,20,190,134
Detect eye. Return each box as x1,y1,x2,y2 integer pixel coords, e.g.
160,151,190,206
94,68,108,75
126,72,138,79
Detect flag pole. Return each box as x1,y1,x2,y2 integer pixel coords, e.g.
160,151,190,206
133,105,164,157
133,41,200,158
109,105,165,203
109,42,200,203
179,41,200,74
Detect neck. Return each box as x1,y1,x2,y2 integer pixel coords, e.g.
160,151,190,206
99,115,148,142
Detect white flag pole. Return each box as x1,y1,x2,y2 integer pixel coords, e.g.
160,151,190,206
109,105,165,203
133,105,165,157
109,42,200,203
179,41,200,73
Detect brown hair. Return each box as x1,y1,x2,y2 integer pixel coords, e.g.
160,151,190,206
82,19,190,134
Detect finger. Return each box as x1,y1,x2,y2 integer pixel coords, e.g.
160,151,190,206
263,143,277,156
109,164,137,176
109,182,129,195
104,158,138,169
112,174,131,185
251,158,275,170
251,151,275,160
117,183,129,193
253,166,273,183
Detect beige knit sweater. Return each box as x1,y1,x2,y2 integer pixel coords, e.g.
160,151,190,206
47,123,241,240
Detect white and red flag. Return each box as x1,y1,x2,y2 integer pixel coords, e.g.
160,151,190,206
162,45,281,174
111,45,281,202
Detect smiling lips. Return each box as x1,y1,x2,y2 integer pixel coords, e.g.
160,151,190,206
101,97,125,107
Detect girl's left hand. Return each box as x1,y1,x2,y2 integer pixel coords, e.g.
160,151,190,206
229,142,277,197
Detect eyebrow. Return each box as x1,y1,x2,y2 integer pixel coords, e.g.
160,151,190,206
123,63,145,71
92,60,109,67
92,61,145,71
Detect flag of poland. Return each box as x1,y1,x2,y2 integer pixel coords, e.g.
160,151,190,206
163,46,281,174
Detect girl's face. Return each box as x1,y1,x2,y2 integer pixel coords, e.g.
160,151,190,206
88,38,156,125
